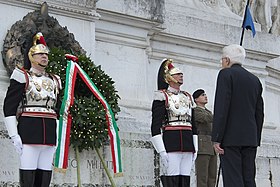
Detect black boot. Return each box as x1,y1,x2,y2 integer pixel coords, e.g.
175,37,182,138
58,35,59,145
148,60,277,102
180,175,190,187
34,169,52,187
161,175,180,187
20,169,36,187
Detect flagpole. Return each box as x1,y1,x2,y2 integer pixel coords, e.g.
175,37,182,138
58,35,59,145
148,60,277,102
240,0,250,46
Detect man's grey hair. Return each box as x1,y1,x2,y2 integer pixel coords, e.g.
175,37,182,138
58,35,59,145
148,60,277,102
222,44,246,65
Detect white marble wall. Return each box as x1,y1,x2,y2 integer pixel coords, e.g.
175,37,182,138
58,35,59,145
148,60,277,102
95,0,280,186
0,0,280,186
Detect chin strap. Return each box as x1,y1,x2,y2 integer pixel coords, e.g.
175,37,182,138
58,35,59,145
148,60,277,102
32,61,47,68
29,53,47,68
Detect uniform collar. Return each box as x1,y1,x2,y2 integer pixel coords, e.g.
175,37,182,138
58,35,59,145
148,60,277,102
29,67,47,76
197,105,206,110
231,63,242,67
167,86,180,94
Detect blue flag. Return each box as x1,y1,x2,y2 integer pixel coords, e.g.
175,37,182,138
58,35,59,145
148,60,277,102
242,6,256,37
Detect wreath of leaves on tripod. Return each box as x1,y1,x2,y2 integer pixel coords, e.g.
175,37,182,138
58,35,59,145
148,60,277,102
46,48,120,152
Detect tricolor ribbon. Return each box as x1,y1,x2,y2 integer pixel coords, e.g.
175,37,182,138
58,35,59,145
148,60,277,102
54,55,122,175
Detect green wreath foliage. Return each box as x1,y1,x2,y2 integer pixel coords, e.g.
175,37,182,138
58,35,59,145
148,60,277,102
46,48,120,152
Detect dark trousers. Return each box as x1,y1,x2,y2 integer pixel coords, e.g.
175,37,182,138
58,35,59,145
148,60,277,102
196,154,217,187
220,146,257,187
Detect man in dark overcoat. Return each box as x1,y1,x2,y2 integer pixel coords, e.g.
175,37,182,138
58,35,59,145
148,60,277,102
212,44,264,187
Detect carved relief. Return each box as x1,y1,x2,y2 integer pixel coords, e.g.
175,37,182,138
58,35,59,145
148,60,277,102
180,0,280,35
199,0,218,7
1,2,85,75
270,1,280,35
180,0,242,19
251,0,276,33
225,0,280,35
0,0,100,19
23,0,96,9
225,0,246,16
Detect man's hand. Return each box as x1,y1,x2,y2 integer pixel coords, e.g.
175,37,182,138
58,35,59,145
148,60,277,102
11,135,23,155
213,142,224,155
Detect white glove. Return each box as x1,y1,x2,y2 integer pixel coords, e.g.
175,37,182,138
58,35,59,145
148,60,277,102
150,135,166,153
192,135,198,164
193,152,198,164
160,151,169,168
55,120,60,149
4,116,18,137
11,135,23,155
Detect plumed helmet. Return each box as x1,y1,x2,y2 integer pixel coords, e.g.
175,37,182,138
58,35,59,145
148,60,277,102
28,32,49,65
222,44,246,64
157,58,183,90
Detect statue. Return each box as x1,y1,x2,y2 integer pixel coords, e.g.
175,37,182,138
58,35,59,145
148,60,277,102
251,0,277,33
270,0,280,35
225,0,280,35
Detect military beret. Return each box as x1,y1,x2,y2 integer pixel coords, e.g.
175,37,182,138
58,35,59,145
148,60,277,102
192,89,205,100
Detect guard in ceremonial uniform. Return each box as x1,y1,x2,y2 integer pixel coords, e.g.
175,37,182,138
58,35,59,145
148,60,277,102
192,89,217,187
3,32,61,187
151,59,198,187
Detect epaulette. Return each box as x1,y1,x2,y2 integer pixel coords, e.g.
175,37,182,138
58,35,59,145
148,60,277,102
49,74,62,90
10,67,28,84
153,89,167,101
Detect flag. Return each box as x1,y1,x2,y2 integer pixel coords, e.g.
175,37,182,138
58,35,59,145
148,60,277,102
242,6,256,37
